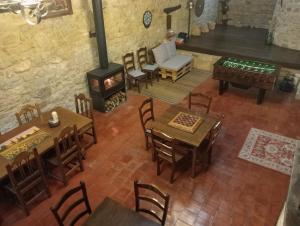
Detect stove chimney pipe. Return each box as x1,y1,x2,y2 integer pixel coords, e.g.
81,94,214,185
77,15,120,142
91,0,109,69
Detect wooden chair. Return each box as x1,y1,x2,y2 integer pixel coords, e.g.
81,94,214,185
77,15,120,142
50,181,92,226
122,52,148,93
74,93,97,151
188,92,212,114
46,125,84,186
15,104,41,126
197,115,223,170
137,47,159,85
5,148,51,215
134,180,169,226
151,129,191,183
139,98,154,152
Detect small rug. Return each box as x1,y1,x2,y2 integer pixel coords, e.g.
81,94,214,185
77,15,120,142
238,128,298,175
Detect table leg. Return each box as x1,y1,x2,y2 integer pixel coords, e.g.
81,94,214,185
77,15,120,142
191,148,197,178
257,89,266,104
219,80,225,95
224,81,229,91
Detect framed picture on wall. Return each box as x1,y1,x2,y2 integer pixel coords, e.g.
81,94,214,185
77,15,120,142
45,0,73,19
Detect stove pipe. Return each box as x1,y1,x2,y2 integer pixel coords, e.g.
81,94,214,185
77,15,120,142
91,0,109,69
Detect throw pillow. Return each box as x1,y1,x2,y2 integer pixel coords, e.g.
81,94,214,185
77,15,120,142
164,38,176,57
152,44,169,65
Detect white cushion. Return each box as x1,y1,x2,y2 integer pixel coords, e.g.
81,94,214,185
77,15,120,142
142,64,158,71
160,55,193,71
164,39,176,57
152,44,169,65
128,69,145,78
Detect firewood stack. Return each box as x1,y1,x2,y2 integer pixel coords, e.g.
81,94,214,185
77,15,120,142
104,92,126,112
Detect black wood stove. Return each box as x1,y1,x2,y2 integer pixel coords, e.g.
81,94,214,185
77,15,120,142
87,0,126,112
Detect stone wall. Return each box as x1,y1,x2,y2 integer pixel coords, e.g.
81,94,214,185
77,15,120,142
227,0,277,29
272,0,300,50
0,0,188,132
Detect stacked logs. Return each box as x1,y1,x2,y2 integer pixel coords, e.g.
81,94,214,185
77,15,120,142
104,92,126,112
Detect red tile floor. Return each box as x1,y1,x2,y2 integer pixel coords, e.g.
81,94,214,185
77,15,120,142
1,77,299,226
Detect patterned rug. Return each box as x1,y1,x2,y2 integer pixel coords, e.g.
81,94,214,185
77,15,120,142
239,128,298,175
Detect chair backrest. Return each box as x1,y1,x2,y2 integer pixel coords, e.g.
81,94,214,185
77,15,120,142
138,98,154,132
151,129,178,163
122,52,136,74
208,116,223,149
15,104,41,126
188,92,212,114
6,148,48,214
74,93,94,120
50,181,92,226
54,125,81,166
134,180,169,226
137,47,148,68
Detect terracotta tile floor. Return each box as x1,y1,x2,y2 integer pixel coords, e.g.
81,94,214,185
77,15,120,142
1,77,299,226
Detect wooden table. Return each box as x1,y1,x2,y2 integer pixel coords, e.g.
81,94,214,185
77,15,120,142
151,105,217,178
83,197,160,226
0,107,92,181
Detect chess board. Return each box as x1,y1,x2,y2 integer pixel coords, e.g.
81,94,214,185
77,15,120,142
168,112,203,133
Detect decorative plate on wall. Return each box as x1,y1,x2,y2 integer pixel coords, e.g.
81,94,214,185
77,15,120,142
143,10,152,28
195,0,205,17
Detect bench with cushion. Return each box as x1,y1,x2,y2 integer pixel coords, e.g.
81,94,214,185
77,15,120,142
152,39,193,82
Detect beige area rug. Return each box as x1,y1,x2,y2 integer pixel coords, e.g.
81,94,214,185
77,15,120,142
139,69,211,104
239,128,298,175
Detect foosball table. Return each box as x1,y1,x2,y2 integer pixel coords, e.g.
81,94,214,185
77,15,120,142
213,57,280,104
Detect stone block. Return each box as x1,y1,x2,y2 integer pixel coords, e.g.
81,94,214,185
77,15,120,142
208,21,216,30
191,25,201,36
200,24,209,33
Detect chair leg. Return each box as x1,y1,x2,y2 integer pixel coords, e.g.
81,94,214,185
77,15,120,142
170,165,176,184
157,159,161,176
155,70,159,82
207,147,212,166
56,164,68,186
144,76,148,89
92,125,97,144
61,170,68,186
137,80,140,93
145,135,149,150
151,145,156,162
16,193,29,216
127,78,132,90
40,170,51,198
78,154,84,172
149,73,153,86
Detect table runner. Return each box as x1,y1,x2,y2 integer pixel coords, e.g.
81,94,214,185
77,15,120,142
0,127,50,160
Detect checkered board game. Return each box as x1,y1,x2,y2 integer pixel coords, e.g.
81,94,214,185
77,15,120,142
168,112,203,133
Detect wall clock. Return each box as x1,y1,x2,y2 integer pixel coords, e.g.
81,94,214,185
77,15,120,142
143,10,152,28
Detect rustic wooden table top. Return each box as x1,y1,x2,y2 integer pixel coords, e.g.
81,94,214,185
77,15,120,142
83,197,160,226
0,107,92,180
151,105,217,147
